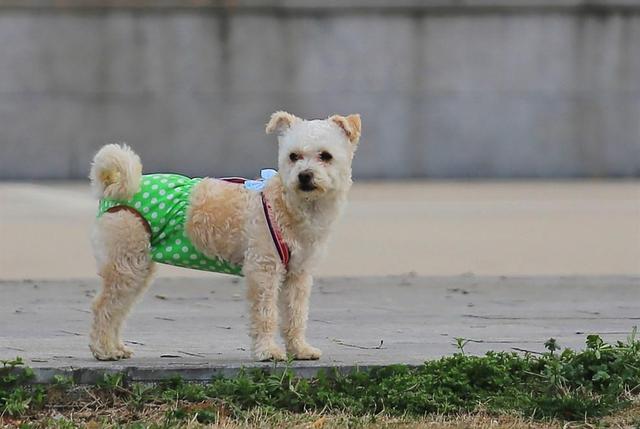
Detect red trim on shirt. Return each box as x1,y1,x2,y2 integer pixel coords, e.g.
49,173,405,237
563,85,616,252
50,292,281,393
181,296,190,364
220,177,291,269
261,193,290,269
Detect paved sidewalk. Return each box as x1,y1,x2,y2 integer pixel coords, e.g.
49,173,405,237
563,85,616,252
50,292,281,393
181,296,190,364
1,181,639,279
1,275,638,383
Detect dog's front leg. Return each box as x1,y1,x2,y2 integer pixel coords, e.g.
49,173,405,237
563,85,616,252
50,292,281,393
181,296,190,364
245,268,287,361
280,272,322,360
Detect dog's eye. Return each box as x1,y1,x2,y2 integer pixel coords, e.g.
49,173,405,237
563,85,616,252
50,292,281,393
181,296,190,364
289,152,301,162
320,151,333,162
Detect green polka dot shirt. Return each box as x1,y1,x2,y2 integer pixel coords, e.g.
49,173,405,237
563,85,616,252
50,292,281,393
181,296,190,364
97,174,243,276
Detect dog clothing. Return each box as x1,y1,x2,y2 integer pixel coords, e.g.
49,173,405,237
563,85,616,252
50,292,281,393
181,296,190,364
97,172,289,275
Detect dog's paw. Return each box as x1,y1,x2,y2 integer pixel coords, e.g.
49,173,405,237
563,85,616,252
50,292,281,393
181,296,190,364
253,344,287,362
89,343,133,361
116,343,134,359
289,343,322,360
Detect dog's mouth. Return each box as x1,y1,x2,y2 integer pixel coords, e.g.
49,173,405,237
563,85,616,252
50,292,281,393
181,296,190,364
298,182,317,192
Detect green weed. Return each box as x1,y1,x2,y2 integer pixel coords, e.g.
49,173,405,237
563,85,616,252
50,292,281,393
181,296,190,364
97,373,125,391
2,331,639,424
152,330,640,421
0,357,45,417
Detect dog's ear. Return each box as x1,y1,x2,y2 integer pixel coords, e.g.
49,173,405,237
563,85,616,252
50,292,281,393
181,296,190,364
266,111,299,136
330,114,361,144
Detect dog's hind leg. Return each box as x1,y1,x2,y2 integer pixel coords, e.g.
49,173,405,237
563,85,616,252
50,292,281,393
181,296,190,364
90,210,155,361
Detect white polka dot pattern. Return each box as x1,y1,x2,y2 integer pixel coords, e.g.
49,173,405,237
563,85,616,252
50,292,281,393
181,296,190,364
97,173,243,276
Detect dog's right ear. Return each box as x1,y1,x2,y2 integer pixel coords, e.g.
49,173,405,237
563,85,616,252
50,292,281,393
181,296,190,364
266,111,299,136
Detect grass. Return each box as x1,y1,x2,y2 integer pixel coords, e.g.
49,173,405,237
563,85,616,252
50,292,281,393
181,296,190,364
1,330,639,428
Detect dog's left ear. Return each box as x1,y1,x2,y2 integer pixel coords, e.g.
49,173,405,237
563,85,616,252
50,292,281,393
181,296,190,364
330,114,361,145
266,111,299,136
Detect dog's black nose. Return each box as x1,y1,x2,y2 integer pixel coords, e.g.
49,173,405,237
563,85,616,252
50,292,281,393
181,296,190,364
298,171,313,185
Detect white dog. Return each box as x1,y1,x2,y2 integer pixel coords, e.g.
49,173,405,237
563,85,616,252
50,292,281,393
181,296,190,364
88,111,362,361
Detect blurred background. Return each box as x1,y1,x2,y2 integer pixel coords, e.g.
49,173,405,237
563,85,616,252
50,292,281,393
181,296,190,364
0,0,638,279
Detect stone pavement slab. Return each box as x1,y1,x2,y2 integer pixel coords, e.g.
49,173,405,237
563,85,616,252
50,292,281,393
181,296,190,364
1,275,638,383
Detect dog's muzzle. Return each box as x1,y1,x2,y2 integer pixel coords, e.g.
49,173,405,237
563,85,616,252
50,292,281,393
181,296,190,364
298,171,317,192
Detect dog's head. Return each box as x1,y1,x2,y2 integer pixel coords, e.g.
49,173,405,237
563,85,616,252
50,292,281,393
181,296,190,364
266,111,361,199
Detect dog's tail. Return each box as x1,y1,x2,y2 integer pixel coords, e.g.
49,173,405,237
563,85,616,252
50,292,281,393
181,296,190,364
89,143,142,200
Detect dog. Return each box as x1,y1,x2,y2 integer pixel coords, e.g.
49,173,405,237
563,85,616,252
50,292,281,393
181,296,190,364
88,111,362,361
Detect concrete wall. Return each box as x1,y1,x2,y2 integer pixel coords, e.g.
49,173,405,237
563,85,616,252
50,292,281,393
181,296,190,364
1,1,639,179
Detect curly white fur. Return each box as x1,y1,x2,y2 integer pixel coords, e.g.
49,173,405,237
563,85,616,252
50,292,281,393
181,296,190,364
89,143,142,200
89,112,361,362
